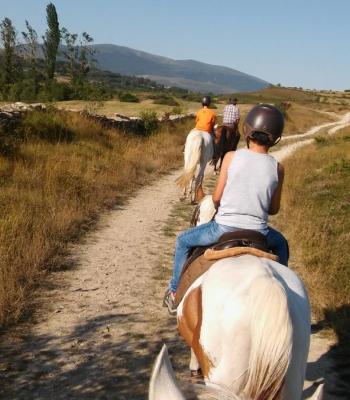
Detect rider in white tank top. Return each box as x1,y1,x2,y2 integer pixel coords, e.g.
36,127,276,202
215,149,278,234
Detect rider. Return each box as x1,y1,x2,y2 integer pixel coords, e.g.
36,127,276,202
223,97,240,127
163,104,289,315
195,95,216,134
191,96,217,200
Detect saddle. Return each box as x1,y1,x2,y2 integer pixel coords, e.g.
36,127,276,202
174,229,278,306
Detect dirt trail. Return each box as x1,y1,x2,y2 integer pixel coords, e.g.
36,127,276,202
0,115,349,400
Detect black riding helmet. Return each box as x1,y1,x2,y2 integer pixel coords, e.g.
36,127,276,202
201,96,211,107
243,104,284,147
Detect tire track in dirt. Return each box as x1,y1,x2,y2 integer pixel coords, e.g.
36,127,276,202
0,114,349,399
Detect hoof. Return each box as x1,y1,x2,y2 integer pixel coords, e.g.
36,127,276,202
190,368,204,382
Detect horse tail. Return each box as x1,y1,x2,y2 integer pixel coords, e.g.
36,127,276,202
176,132,203,190
243,276,292,400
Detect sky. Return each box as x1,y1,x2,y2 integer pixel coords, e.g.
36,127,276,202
1,0,349,90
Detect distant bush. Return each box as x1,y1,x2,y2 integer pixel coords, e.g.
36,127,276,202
179,92,202,102
171,106,183,115
148,93,179,106
140,110,159,135
118,92,140,103
37,82,74,102
20,109,75,143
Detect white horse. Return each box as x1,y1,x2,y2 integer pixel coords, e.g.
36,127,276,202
150,196,323,400
176,129,213,203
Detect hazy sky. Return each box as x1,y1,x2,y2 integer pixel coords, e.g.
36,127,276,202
1,0,349,90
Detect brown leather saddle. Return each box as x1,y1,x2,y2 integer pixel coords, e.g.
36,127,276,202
175,229,270,306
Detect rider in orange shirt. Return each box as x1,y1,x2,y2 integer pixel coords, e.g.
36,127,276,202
195,96,216,133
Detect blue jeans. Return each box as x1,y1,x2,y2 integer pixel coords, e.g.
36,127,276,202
168,222,289,292
266,226,289,267
169,221,235,292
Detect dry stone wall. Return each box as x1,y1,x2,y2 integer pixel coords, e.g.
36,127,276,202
0,102,195,135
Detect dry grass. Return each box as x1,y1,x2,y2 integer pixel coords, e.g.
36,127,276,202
272,128,350,342
54,99,220,118
54,99,258,119
283,103,336,134
0,110,193,327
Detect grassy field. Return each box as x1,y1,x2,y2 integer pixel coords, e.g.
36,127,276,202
0,110,193,327
54,94,339,138
271,128,350,345
54,98,255,118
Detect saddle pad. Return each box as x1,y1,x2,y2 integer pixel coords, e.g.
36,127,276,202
204,246,279,261
175,254,216,307
175,247,278,307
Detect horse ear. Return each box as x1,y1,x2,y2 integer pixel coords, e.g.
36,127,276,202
149,344,186,400
310,384,324,400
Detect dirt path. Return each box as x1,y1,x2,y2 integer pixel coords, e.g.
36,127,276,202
0,115,349,399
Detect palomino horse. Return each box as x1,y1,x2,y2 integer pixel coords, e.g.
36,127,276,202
212,124,240,174
176,129,213,204
150,196,319,400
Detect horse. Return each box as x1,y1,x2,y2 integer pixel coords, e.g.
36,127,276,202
149,196,320,400
212,124,240,174
176,129,214,204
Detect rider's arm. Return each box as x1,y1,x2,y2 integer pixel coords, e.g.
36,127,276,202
269,163,284,215
212,151,234,209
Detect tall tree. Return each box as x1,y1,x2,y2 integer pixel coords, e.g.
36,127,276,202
42,2,60,80
78,32,95,84
60,27,78,83
22,20,39,93
61,28,95,86
0,17,17,86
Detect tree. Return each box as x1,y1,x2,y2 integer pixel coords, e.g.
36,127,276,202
60,27,78,83
42,2,60,80
22,20,39,94
78,32,95,84
61,27,95,90
0,17,17,86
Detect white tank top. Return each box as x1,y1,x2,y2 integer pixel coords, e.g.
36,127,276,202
215,149,278,233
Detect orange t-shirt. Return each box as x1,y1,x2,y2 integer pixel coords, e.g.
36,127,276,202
195,108,216,133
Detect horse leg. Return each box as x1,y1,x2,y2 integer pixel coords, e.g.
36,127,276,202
190,348,201,371
178,286,212,378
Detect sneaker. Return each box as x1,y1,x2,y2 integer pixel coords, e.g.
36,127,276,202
162,289,177,316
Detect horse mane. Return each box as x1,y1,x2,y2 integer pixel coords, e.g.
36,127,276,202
241,276,292,400
176,132,203,190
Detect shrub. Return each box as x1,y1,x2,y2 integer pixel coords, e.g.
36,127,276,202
20,109,75,143
118,92,140,103
37,82,74,102
171,106,183,115
140,110,159,135
148,93,179,106
0,125,21,158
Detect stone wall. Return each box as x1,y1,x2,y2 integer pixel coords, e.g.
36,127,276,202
0,102,195,135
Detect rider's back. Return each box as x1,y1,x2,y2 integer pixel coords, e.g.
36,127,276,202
215,148,278,233
195,108,216,133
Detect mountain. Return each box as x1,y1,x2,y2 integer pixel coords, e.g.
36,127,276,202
91,44,270,94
